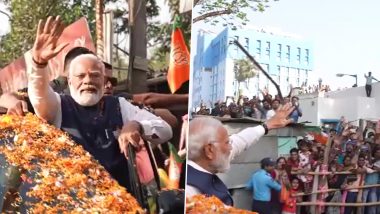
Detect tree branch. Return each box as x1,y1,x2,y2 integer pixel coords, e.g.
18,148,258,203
194,0,202,6
113,44,129,56
193,9,232,23
0,10,11,19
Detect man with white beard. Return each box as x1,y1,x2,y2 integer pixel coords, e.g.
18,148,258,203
26,16,172,191
186,104,294,205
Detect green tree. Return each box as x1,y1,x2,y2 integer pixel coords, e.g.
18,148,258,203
0,0,191,77
0,0,95,67
234,58,257,95
147,0,192,74
193,0,278,30
0,0,162,66
148,51,169,75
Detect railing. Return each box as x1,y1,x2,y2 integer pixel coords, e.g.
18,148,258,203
288,136,380,214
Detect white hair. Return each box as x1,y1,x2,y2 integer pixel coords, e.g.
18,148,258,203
68,54,104,77
188,117,224,161
68,54,105,106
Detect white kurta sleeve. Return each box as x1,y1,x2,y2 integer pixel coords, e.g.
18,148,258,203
118,97,173,144
185,185,202,198
229,125,265,161
26,51,60,125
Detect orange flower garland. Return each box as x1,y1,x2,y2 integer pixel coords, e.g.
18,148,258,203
0,114,144,213
186,195,258,214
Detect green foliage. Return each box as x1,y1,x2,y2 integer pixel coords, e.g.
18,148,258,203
147,0,192,74
148,50,169,76
234,58,257,82
113,0,159,36
0,0,95,67
0,0,191,77
193,0,278,30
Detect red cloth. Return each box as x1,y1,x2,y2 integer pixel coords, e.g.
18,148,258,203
286,158,300,176
282,189,298,213
271,170,276,179
135,146,154,185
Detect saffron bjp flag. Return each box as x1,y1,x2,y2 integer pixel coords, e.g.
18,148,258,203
167,16,190,93
309,132,329,145
167,143,184,189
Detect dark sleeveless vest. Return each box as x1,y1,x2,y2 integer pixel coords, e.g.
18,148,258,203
60,95,131,190
187,164,233,206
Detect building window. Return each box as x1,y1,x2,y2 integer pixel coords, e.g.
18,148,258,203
265,41,270,59
286,67,290,82
245,37,249,50
234,36,239,51
286,45,290,62
297,69,300,85
277,44,282,61
297,47,301,64
305,49,309,65
264,64,269,73
256,40,261,58
305,70,309,85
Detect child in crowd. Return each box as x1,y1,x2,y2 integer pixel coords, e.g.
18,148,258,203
298,140,313,191
282,177,301,214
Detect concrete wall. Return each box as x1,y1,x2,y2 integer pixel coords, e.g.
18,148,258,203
299,82,380,126
298,95,319,125
325,82,380,119
357,97,377,119
217,120,307,210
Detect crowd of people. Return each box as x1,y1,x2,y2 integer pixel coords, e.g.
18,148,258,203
246,118,380,214
191,83,379,214
302,84,332,94
0,13,379,214
195,90,303,123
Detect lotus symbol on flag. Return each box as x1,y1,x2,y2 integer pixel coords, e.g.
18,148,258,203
172,46,189,65
74,36,86,47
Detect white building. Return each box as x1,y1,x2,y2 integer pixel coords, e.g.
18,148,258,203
298,82,380,126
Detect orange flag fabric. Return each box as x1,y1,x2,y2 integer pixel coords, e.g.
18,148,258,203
167,143,184,189
309,132,329,145
167,19,190,93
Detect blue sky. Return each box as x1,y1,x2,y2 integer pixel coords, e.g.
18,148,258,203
191,0,380,90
